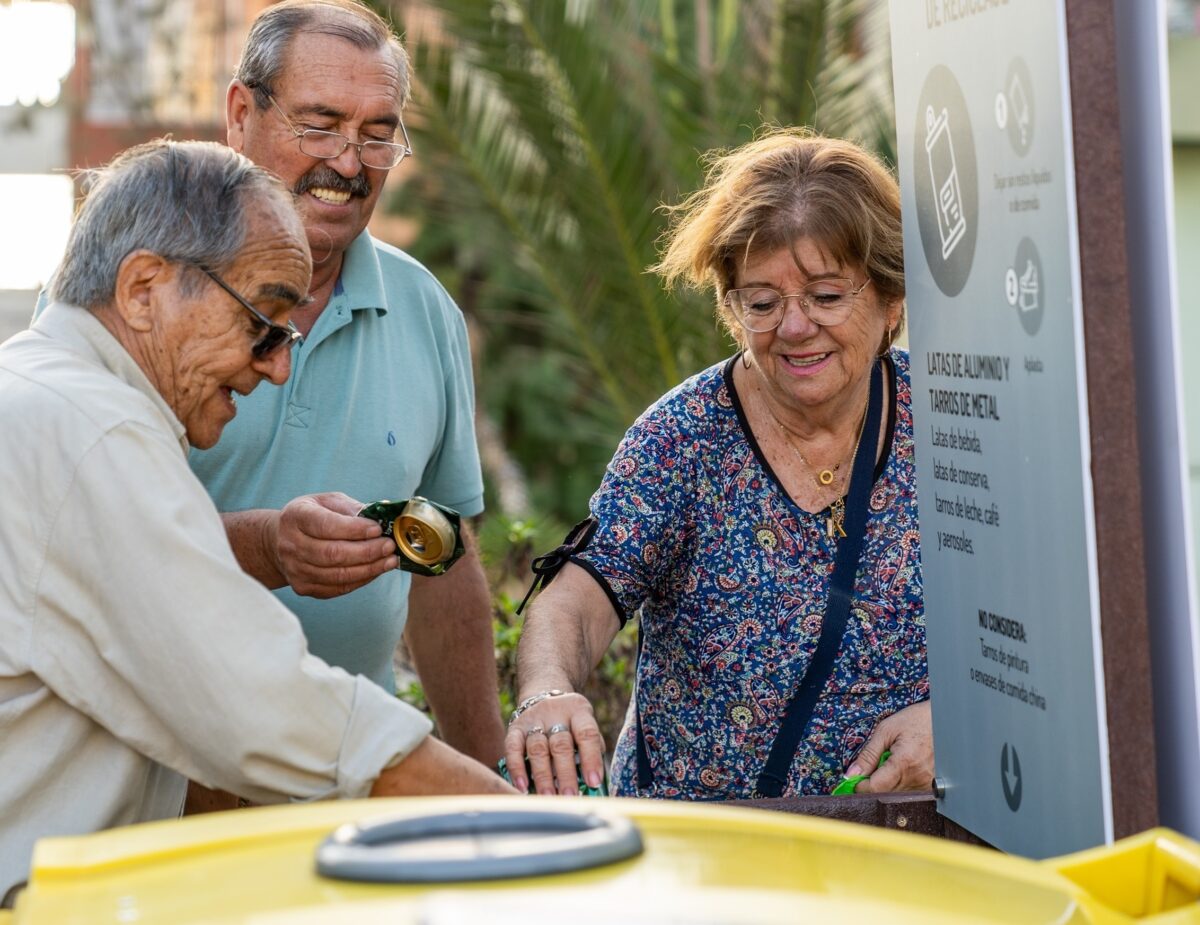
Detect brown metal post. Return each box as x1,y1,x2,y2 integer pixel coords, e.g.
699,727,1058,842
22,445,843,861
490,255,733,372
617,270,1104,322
1064,0,1159,838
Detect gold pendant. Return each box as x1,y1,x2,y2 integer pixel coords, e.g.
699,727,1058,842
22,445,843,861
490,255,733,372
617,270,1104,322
827,497,847,538
818,469,835,486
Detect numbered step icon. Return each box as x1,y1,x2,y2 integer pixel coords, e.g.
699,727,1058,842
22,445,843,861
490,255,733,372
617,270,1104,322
1004,237,1044,336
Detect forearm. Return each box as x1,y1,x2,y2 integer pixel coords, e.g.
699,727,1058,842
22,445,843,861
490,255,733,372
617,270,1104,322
406,536,505,764
515,563,619,699
370,736,515,796
503,564,620,794
220,509,285,589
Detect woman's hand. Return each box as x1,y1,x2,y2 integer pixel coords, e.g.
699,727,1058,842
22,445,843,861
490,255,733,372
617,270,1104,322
848,699,934,793
502,692,606,795
506,563,622,794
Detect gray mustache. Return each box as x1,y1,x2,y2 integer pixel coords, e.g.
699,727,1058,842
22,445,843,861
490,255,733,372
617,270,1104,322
295,166,370,199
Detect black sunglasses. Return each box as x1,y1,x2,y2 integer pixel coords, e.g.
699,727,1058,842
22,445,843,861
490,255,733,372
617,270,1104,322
199,266,302,359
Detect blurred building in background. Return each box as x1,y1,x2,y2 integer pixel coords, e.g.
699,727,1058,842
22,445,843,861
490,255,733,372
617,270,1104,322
0,0,421,341
0,0,264,338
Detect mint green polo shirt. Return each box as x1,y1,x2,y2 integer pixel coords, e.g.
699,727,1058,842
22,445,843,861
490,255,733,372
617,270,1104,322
188,232,484,692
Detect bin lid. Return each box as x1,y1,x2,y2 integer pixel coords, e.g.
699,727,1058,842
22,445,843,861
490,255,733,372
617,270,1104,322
12,796,1200,924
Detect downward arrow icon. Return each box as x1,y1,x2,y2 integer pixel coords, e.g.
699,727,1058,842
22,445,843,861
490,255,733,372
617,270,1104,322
1001,742,1023,811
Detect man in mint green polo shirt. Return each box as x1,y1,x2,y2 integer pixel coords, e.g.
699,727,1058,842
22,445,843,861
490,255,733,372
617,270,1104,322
188,0,505,776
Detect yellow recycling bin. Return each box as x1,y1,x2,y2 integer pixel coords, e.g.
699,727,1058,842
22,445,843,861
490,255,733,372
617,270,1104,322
5,797,1200,924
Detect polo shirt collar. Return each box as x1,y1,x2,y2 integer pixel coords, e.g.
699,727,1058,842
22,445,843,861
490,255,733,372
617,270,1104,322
335,230,388,315
33,301,189,454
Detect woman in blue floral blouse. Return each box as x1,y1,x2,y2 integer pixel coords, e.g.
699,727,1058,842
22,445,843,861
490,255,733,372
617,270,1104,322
504,129,931,800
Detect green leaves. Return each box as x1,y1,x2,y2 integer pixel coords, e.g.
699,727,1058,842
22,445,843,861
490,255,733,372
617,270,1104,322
393,0,893,517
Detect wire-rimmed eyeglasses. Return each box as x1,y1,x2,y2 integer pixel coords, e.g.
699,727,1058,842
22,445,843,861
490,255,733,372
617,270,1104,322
724,278,872,332
266,93,413,170
200,266,302,359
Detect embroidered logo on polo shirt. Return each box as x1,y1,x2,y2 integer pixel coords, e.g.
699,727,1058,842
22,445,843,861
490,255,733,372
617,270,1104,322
286,402,311,429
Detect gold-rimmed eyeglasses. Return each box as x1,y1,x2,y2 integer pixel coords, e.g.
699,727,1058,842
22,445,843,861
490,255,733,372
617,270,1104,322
265,93,412,170
724,278,872,332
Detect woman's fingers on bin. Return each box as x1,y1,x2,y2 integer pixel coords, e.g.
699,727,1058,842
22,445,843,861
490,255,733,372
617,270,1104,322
505,695,602,796
524,724,557,795
502,727,533,793
572,721,606,790
547,723,578,795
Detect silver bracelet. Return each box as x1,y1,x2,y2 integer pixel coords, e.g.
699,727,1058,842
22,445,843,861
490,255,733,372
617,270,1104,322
508,689,566,726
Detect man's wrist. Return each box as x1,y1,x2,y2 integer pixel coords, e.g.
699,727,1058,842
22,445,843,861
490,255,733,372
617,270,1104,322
259,509,286,586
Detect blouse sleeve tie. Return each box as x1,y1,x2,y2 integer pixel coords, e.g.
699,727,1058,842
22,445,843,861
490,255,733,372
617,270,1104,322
515,516,599,614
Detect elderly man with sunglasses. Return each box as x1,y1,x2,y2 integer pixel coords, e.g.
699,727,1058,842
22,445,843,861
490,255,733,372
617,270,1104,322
0,138,512,906
185,0,505,798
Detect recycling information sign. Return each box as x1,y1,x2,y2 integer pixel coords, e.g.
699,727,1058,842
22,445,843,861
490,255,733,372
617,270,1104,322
889,0,1112,857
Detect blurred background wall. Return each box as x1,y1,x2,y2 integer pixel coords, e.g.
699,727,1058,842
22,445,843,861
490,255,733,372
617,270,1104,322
0,0,267,339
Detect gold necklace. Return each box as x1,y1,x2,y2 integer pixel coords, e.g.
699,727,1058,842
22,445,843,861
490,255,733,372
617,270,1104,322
761,391,870,538
824,416,868,538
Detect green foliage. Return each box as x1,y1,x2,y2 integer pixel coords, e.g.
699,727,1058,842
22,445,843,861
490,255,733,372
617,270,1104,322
475,512,551,720
396,678,429,714
393,0,895,519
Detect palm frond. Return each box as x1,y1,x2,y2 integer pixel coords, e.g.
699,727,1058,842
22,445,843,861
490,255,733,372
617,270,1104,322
390,0,894,516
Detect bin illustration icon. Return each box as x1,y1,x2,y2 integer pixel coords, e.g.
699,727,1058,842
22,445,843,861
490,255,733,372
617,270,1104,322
925,104,968,260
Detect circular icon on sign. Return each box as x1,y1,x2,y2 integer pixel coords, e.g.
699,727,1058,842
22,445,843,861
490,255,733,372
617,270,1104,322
1003,57,1035,156
913,66,978,297
1001,743,1023,812
1007,237,1044,336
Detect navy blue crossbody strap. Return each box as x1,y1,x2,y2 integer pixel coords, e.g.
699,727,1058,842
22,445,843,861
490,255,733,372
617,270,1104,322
634,622,653,789
753,359,884,798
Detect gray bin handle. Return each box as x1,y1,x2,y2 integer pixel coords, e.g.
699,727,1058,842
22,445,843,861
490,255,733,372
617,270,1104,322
315,808,644,883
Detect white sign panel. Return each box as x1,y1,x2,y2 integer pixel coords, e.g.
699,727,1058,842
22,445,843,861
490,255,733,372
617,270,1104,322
890,0,1112,857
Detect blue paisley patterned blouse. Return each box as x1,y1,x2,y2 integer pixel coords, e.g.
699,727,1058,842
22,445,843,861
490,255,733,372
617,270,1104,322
573,348,926,798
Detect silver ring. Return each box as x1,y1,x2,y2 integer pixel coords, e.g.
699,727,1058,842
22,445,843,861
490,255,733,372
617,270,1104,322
548,723,570,736
526,724,545,737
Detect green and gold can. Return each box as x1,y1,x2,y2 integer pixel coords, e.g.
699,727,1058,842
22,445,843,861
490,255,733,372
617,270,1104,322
358,496,465,577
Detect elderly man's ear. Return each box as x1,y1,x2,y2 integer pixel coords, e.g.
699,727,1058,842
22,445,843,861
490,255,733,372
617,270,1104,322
226,81,253,154
112,251,175,333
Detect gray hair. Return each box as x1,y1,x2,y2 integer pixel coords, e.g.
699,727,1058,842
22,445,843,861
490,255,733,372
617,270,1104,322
51,139,292,309
235,0,410,111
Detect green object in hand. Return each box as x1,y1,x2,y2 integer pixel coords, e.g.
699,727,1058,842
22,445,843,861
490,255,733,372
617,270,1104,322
496,755,608,797
358,496,464,576
831,749,892,796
